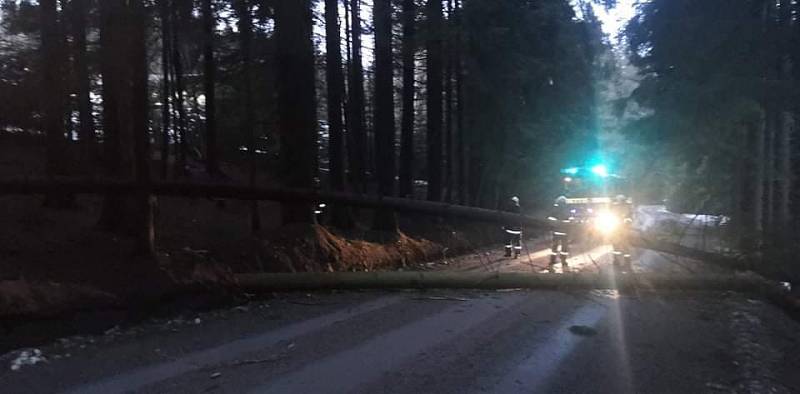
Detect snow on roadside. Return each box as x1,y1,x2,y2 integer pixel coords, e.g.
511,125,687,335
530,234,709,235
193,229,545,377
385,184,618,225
0,300,271,373
635,205,728,233
8,349,47,371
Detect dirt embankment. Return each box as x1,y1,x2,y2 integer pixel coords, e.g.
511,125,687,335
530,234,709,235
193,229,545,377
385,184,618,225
255,219,509,273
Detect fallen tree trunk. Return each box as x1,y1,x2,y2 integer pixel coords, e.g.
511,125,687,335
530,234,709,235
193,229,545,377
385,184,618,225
236,271,781,294
0,179,743,266
0,179,553,228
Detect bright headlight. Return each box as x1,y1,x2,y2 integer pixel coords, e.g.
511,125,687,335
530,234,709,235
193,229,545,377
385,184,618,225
594,210,620,235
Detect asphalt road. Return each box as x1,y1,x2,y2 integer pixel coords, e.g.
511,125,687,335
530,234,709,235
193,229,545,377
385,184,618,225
1,284,799,393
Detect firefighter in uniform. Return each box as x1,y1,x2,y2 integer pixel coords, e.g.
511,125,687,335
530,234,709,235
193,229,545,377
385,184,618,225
611,194,634,272
548,195,572,271
503,196,523,258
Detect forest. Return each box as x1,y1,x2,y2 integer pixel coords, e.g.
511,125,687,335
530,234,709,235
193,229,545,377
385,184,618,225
1,0,799,284
0,0,602,253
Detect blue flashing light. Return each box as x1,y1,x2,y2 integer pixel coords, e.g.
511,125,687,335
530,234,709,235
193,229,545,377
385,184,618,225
562,167,580,175
591,164,609,177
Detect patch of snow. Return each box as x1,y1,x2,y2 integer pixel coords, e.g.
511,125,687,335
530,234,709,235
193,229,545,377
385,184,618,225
635,205,728,233
9,349,47,371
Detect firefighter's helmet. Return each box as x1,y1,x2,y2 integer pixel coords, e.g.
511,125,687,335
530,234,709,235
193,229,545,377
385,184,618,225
511,196,520,204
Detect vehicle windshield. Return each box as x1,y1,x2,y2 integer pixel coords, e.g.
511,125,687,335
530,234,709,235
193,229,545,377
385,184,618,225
560,169,628,200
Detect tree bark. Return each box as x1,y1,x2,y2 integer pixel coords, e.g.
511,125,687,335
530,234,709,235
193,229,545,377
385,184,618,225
454,0,466,205
159,0,172,180
130,0,155,256
444,0,454,203
325,0,353,229
342,0,352,186
776,0,793,232
202,0,218,176
40,0,70,206
399,0,416,199
98,0,123,228
171,0,188,174
325,0,345,195
347,0,367,193
753,115,766,236
764,109,775,231
235,0,260,233
426,0,444,202
70,0,95,168
778,110,794,231
275,0,317,225
98,0,140,235
372,0,398,232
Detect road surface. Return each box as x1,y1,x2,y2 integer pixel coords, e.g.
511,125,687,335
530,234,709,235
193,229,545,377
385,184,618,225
1,288,798,393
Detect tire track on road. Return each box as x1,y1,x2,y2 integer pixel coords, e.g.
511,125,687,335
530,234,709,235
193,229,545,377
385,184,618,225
250,293,530,393
63,296,405,394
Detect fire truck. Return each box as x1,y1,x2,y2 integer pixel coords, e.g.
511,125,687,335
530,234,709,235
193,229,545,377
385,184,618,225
557,164,631,244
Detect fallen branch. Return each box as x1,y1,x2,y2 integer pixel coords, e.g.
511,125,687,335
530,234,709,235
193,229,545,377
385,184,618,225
411,296,470,302
285,300,338,306
230,354,286,366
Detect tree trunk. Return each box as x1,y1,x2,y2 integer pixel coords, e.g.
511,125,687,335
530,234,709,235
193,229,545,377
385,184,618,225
235,0,260,233
275,0,317,225
347,0,367,193
130,0,155,256
399,0,416,199
325,0,353,229
237,271,772,293
778,110,794,231
0,180,553,229
372,0,398,232
202,0,218,176
342,0,352,189
454,0,466,205
739,120,763,249
753,115,766,236
764,108,775,231
171,0,188,174
443,0,454,203
776,0,793,233
98,0,122,228
40,0,70,207
426,0,444,202
159,0,172,180
70,0,95,170
98,0,139,235
325,0,345,194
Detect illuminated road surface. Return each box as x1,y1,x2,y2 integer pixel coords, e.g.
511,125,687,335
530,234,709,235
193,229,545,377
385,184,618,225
2,288,798,394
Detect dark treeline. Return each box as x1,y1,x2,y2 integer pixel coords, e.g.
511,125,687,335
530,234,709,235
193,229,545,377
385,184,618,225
0,0,603,251
624,0,800,270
